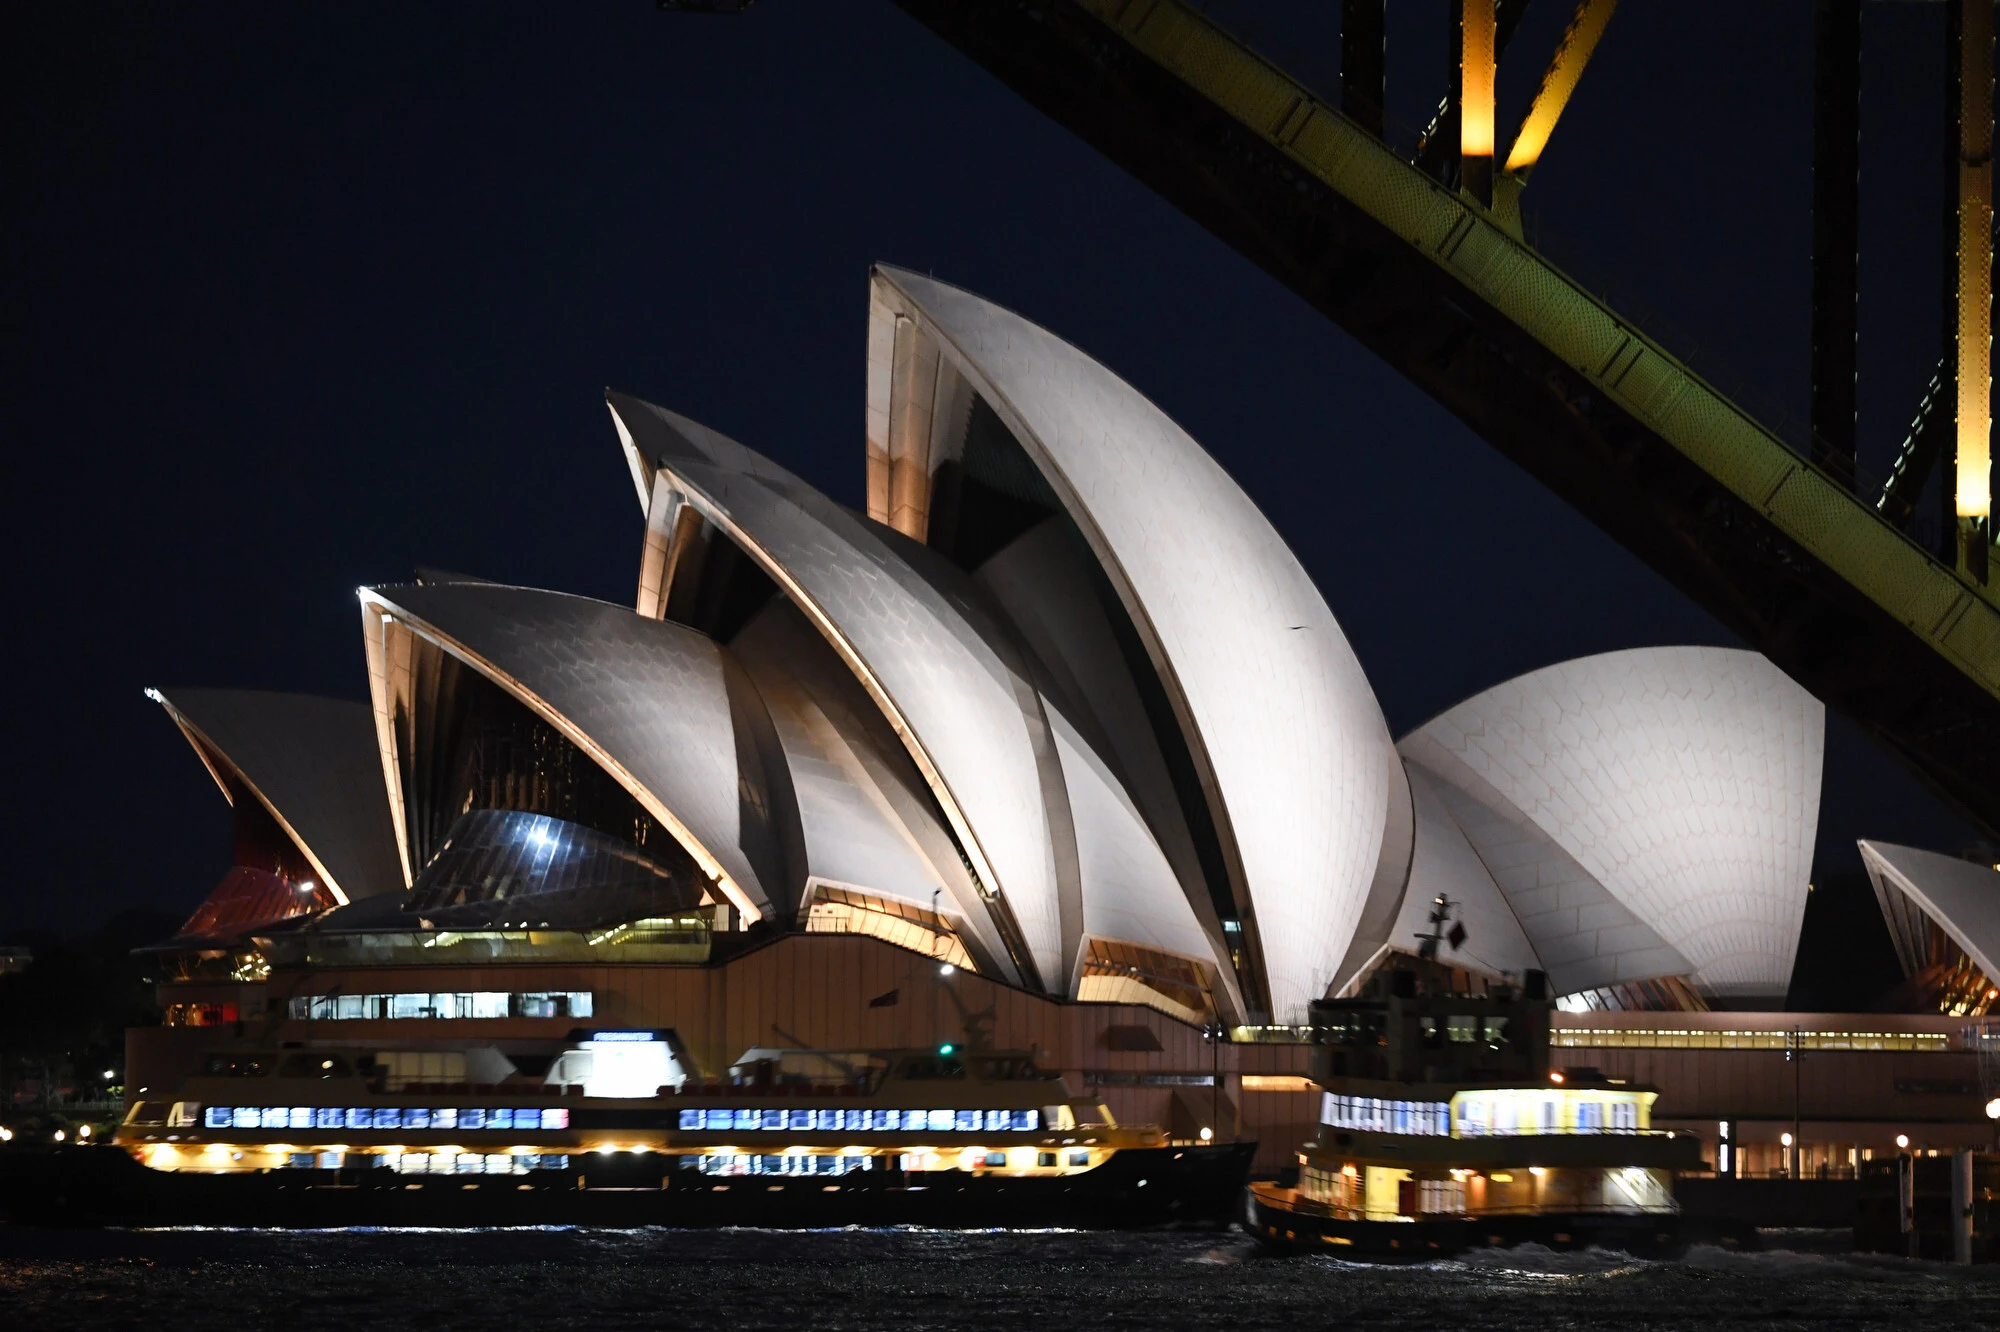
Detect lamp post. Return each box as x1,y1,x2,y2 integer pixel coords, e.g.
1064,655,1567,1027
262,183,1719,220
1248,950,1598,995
1203,1022,1222,1144
1785,1027,1803,1177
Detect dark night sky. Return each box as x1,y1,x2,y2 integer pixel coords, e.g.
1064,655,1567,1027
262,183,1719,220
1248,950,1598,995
2,1,1985,936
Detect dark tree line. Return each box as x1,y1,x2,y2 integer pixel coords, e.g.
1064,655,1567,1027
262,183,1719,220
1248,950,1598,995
0,909,180,1112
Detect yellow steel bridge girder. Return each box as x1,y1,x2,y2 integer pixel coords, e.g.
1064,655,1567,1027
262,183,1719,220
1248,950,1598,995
1503,0,1620,180
1078,0,2000,704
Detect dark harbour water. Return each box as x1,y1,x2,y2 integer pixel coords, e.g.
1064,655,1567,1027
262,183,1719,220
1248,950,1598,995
2,1226,1998,1331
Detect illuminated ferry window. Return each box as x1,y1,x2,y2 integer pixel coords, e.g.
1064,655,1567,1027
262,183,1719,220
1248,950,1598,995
1448,1088,1650,1136
1317,1094,1451,1136
673,1108,1038,1133
1067,1151,1090,1166
201,1105,570,1131
287,991,593,1021
1550,1027,1951,1052
693,1154,872,1177
388,1152,569,1175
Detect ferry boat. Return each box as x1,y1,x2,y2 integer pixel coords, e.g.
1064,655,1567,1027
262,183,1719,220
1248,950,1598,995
2,1039,1250,1229
1247,962,1705,1257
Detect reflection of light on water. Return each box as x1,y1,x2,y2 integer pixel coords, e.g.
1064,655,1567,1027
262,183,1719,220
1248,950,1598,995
134,1224,584,1235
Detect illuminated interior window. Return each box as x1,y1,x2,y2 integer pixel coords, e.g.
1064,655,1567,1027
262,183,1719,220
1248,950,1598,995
163,1002,239,1028
287,991,593,1021
178,866,336,941
1554,976,1708,1013
803,885,972,970
1076,939,1213,1025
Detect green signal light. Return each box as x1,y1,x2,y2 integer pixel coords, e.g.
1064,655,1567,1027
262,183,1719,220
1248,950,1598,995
938,1043,955,1056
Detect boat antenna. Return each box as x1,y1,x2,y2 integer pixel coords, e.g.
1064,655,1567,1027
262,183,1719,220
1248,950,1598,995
1415,895,1468,961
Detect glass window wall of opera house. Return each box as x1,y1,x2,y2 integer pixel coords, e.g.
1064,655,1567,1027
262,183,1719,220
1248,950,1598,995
112,266,1999,1187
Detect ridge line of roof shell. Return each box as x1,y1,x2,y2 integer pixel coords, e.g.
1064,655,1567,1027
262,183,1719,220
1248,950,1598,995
868,264,1394,1023
601,394,1070,992
1858,839,2000,988
149,687,405,905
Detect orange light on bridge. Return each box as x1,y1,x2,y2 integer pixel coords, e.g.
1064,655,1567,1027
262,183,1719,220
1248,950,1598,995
1460,0,1496,206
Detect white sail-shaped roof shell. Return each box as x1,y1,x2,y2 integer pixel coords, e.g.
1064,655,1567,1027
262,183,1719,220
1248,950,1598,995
1401,752,1691,995
727,597,1022,980
358,583,800,922
869,266,1393,1022
1399,646,1822,998
152,688,404,904
605,396,1069,991
1393,766,1543,981
973,519,1242,1011
1859,840,2000,985
1047,708,1224,978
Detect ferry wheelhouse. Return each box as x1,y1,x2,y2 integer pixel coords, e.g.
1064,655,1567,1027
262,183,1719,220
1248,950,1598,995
1249,964,1702,1256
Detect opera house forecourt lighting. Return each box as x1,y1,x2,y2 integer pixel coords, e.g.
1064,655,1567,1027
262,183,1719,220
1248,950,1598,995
31,267,1849,1233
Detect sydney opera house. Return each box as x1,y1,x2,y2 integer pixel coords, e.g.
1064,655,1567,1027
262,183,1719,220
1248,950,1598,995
130,267,1998,1174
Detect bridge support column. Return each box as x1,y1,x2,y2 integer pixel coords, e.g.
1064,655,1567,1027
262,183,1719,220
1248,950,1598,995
1458,0,1496,207
1951,0,1993,582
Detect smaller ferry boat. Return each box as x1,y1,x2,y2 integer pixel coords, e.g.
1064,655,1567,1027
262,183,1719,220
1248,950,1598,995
1247,959,1703,1257
3,1043,1250,1229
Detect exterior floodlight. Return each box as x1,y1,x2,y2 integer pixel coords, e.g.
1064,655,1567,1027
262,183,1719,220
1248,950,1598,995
52,1130,64,1142
1986,1097,2000,1121
938,962,955,977
1896,1134,1910,1150
77,1125,90,1139
1780,1132,1793,1147
1549,1071,1564,1084
1198,1127,1213,1142
102,1069,114,1079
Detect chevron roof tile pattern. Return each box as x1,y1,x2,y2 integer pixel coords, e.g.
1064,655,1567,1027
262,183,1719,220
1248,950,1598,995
1400,647,1822,998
